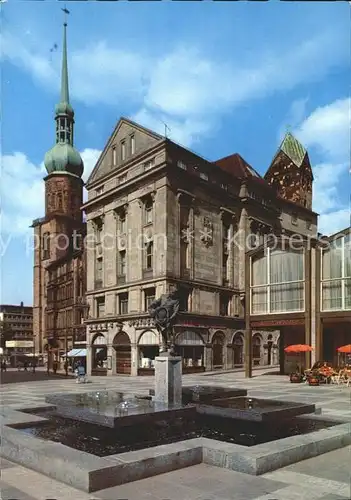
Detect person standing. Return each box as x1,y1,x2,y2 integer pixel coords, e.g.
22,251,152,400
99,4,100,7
64,360,68,376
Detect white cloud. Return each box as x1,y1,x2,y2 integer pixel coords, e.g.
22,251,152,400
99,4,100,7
81,149,102,182
319,209,350,236
278,98,309,142
1,27,348,146
293,98,350,236
0,149,101,235
312,162,348,214
132,108,214,148
296,98,350,162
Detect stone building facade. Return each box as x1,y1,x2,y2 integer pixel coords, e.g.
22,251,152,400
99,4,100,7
32,21,87,366
83,120,316,376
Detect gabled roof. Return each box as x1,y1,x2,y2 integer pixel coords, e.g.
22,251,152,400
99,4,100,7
86,117,164,187
213,153,269,188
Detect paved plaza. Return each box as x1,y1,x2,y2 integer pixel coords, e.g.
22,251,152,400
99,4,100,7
0,368,350,500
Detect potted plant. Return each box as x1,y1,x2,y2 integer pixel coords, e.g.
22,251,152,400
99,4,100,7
307,370,320,386
290,372,303,383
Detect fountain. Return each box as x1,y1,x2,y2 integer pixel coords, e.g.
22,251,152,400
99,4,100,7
1,291,349,492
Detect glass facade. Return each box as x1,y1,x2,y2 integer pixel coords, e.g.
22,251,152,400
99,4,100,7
321,234,351,311
251,248,305,314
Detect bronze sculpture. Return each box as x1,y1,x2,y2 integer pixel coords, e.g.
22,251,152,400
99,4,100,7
148,287,180,354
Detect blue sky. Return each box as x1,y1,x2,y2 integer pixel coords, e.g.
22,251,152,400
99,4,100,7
1,1,350,306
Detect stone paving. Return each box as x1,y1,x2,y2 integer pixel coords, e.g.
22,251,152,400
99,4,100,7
0,368,350,500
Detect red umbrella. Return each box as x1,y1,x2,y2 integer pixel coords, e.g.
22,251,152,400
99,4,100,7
337,345,351,353
284,344,313,374
284,344,313,353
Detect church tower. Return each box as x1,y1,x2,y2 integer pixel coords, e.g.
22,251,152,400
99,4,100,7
44,19,84,230
32,16,85,357
264,132,313,210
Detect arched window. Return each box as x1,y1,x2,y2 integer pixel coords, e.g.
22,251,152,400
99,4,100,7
253,335,261,362
91,334,107,371
138,330,159,371
233,333,244,366
212,331,225,367
175,331,204,370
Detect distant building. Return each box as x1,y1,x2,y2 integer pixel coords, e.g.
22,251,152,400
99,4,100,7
31,20,87,368
0,302,33,366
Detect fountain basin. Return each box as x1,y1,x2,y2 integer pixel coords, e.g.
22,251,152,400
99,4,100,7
197,397,316,422
45,391,195,428
1,389,350,493
181,385,247,404
15,407,337,455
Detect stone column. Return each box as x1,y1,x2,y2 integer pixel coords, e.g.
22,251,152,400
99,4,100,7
86,343,92,376
154,354,182,406
131,343,138,376
106,345,115,376
315,244,323,362
304,247,312,369
244,251,252,378
226,343,233,369
204,343,212,371
111,344,117,376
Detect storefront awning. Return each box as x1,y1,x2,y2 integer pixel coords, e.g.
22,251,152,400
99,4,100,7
66,348,87,357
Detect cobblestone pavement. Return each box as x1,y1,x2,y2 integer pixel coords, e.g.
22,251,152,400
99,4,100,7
1,368,350,500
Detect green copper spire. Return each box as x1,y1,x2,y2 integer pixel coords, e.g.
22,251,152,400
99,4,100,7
55,20,74,118
280,132,307,168
61,22,69,106
44,12,84,178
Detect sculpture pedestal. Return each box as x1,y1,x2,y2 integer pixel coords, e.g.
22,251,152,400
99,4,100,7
154,353,182,406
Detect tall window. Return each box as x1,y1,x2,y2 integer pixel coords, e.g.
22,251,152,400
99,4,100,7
321,234,351,311
144,197,153,225
180,205,190,273
179,288,191,312
144,287,156,311
42,232,51,260
121,140,126,161
118,250,126,276
220,294,230,316
222,221,230,283
96,258,103,285
112,146,117,166
130,135,135,155
96,297,105,318
251,248,304,314
118,293,128,314
145,241,153,269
